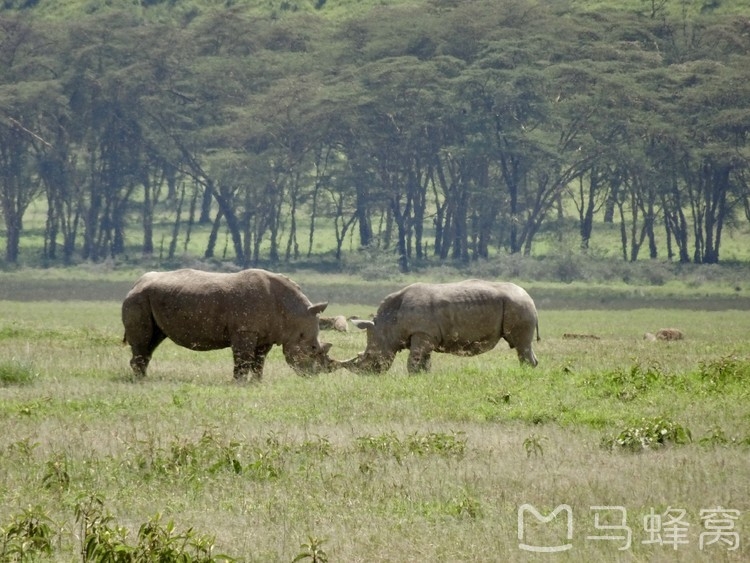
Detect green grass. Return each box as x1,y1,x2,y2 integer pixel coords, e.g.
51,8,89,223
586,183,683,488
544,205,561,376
1,283,749,561
0,358,36,386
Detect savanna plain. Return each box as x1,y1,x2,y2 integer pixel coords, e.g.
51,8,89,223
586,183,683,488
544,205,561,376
1,270,749,562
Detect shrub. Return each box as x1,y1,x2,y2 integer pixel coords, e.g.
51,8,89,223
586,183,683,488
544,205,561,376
698,354,749,390
0,359,36,386
602,417,692,452
355,431,467,463
610,362,664,396
0,506,54,560
699,426,731,446
293,536,329,563
523,433,547,458
75,495,233,562
42,454,71,492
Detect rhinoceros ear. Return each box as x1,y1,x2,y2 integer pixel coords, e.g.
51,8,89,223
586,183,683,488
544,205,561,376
351,318,375,330
308,302,328,315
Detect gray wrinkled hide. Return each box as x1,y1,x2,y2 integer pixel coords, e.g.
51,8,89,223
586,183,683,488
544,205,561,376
345,279,539,374
122,268,332,380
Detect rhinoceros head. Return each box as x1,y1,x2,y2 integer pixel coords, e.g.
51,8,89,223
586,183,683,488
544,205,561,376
340,318,396,374
283,302,342,375
285,341,339,375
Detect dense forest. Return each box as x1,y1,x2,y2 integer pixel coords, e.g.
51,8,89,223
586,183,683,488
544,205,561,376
1,0,749,270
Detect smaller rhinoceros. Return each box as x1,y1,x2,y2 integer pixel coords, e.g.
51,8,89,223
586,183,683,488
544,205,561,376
644,328,684,341
319,315,348,332
122,268,338,381
341,279,539,374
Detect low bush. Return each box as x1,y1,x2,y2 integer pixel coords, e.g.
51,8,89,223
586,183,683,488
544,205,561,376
0,506,54,561
699,354,750,391
601,417,693,452
0,359,36,386
75,495,234,562
355,431,467,463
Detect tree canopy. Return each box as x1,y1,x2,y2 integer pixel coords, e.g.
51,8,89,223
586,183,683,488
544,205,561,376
1,0,749,269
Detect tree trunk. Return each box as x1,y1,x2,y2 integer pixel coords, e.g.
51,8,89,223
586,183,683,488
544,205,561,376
452,186,469,262
183,183,199,254
3,216,21,263
142,171,154,256
211,183,246,265
204,208,223,259
168,182,186,259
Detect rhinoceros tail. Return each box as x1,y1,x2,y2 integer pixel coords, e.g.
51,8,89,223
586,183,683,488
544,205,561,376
535,319,541,341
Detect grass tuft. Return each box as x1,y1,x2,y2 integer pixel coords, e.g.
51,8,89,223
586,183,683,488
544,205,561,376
0,359,37,386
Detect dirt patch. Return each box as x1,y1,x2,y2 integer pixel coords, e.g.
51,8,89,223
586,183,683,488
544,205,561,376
0,279,134,302
1,279,749,310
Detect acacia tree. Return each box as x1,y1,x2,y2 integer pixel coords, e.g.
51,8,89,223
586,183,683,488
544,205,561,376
348,55,450,271
61,11,156,261
37,128,83,264
547,57,615,252
628,68,694,263
654,11,750,263
679,63,750,263
128,20,187,258
251,71,334,262
2,1,750,267
323,173,359,261
0,15,58,263
332,4,472,268
316,69,378,253
0,121,41,263
20,17,88,266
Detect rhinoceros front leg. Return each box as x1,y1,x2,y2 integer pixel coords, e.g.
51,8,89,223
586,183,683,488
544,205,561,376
248,343,273,380
407,333,434,374
130,355,149,377
231,332,266,382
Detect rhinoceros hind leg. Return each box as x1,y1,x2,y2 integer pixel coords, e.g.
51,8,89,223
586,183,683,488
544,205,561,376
127,330,166,377
503,323,538,367
517,347,538,367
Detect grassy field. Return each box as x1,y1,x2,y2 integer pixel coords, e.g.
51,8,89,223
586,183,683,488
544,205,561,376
1,274,749,561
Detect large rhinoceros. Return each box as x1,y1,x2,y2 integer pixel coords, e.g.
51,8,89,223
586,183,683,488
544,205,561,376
122,268,337,380
342,280,539,374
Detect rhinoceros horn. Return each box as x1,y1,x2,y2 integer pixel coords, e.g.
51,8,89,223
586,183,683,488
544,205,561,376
319,342,345,372
338,353,365,372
